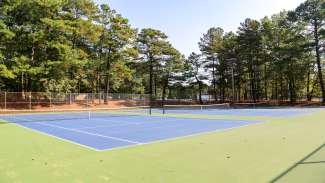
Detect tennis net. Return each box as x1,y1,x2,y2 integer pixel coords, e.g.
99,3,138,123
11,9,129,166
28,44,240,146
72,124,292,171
0,106,150,124
162,103,231,114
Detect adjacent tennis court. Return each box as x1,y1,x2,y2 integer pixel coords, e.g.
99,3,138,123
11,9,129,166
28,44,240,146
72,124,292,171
0,109,261,151
161,105,322,117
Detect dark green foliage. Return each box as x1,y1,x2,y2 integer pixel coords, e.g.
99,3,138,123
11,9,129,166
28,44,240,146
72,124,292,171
0,0,324,104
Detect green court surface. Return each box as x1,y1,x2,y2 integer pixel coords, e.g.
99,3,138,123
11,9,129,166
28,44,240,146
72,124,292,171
1,110,325,183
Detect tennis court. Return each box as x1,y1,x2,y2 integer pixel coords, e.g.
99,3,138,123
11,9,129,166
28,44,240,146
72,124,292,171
0,109,262,151
1,106,325,183
161,105,322,117
1,106,320,151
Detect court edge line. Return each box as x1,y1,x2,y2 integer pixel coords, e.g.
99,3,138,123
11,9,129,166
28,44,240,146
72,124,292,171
12,120,267,152
37,122,141,144
11,123,101,152
75,117,264,144
73,115,232,130
75,117,261,131
97,120,268,152
7,109,322,152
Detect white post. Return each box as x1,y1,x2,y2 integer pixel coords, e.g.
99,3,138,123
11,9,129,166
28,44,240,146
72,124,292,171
87,94,91,120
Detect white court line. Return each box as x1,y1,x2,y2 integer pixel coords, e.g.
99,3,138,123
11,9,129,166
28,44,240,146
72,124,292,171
5,117,267,152
11,123,101,151
75,118,190,131
74,116,201,131
77,122,143,130
98,120,267,152
37,123,141,145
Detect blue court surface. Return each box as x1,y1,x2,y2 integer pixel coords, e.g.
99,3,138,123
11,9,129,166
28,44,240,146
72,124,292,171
160,108,322,117
2,115,261,151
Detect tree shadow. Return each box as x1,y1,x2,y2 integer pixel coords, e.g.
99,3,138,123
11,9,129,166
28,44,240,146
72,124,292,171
299,160,325,165
270,143,325,183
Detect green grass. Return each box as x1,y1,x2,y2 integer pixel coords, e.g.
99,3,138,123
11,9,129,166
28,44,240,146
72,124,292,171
0,111,325,183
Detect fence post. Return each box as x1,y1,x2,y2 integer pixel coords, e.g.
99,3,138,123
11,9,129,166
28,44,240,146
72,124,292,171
29,92,32,110
86,93,89,108
49,92,52,110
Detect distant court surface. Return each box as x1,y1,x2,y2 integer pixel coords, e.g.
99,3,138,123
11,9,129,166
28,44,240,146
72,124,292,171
160,107,322,117
0,113,261,151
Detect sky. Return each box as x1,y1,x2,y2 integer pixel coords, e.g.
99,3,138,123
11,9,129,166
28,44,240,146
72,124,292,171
94,0,306,56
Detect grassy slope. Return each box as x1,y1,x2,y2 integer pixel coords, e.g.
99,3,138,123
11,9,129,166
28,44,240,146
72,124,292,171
0,111,325,183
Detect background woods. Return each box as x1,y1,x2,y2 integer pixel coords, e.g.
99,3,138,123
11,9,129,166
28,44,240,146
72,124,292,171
0,0,325,104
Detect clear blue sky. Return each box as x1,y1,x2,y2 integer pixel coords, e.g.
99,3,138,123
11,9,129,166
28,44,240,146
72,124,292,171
94,0,305,56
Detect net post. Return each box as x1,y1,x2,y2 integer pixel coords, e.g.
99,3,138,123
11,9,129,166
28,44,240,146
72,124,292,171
162,105,166,115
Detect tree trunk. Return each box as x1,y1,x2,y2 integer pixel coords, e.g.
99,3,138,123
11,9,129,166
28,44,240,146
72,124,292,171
28,45,35,92
280,75,284,101
104,57,111,104
149,55,154,108
250,68,256,103
162,77,168,107
21,72,24,93
264,64,268,100
236,71,241,101
212,57,217,102
222,87,225,102
195,76,203,104
289,77,296,103
307,70,311,101
314,20,325,103
275,80,278,101
237,86,241,102
154,73,157,97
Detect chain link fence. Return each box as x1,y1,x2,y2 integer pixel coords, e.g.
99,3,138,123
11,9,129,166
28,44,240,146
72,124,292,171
0,92,150,111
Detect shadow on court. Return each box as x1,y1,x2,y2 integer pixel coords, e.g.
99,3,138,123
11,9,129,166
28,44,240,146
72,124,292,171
270,143,325,183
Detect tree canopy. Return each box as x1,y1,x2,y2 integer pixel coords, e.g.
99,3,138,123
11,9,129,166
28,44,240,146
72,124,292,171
0,0,325,104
